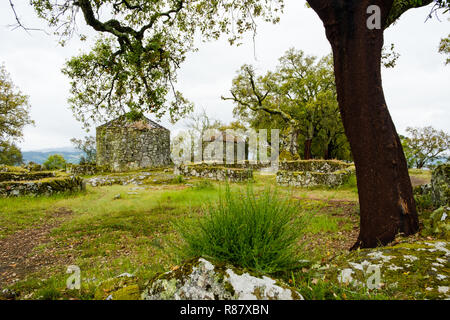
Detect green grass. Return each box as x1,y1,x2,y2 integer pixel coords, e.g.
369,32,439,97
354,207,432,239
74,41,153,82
408,168,432,177
0,170,363,299
176,185,309,273
2,168,444,300
0,191,87,238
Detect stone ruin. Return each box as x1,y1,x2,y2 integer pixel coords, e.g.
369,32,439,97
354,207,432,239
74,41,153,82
175,159,355,187
276,160,354,187
96,115,171,172
0,165,84,197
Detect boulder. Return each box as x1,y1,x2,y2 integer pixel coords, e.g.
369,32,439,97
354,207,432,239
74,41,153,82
141,258,303,300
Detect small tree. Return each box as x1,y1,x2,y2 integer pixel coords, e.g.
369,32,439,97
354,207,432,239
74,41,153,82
43,154,67,170
70,136,96,164
184,109,223,162
0,64,34,141
0,141,23,166
403,126,450,169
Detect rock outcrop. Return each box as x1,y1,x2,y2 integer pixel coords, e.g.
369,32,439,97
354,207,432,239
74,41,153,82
141,258,302,300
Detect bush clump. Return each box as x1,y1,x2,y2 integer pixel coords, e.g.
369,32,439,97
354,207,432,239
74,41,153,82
43,154,67,170
177,185,306,273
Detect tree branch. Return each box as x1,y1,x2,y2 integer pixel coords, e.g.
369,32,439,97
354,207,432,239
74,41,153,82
7,0,49,34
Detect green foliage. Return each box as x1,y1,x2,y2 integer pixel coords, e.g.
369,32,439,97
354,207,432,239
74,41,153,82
293,275,390,300
171,175,185,184
70,136,96,164
400,135,416,169
381,43,400,68
177,185,307,273
414,193,434,212
339,174,358,192
439,34,450,65
0,141,23,166
192,180,214,190
0,64,34,141
125,110,145,122
224,48,351,161
29,0,284,128
402,126,450,169
387,1,449,28
43,154,67,170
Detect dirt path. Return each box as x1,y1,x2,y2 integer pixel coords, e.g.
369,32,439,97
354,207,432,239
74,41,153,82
0,208,73,288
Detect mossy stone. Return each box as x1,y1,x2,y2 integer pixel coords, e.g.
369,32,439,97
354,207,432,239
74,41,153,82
94,276,140,300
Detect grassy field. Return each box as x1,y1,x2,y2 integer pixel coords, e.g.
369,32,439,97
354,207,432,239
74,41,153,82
0,169,432,300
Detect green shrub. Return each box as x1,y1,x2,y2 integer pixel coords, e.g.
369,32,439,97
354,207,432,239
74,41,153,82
171,175,185,184
338,174,357,192
177,185,306,273
43,154,67,170
192,180,214,190
414,193,434,213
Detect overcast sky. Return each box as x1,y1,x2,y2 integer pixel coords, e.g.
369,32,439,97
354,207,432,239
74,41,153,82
0,1,448,151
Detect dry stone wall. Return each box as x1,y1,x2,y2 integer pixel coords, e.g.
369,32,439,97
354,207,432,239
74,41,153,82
278,160,352,172
174,164,253,182
0,165,84,197
66,164,109,176
0,176,84,197
276,160,355,187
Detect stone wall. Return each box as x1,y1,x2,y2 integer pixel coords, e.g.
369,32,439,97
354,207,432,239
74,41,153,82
0,165,85,197
278,160,352,172
276,168,354,187
66,164,109,176
276,160,355,187
0,175,84,197
0,171,55,182
183,161,271,170
174,164,253,182
96,118,171,172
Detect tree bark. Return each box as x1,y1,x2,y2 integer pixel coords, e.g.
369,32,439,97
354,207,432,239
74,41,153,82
304,138,313,160
289,129,299,157
324,139,333,160
307,0,419,248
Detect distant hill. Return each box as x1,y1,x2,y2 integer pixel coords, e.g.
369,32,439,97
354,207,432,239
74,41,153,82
22,148,85,164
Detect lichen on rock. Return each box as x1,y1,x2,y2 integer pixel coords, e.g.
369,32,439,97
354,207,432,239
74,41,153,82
0,173,84,198
276,164,355,187
141,258,302,300
174,164,253,182
328,240,450,299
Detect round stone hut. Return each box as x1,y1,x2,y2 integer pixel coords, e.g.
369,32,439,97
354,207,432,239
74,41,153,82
96,115,171,172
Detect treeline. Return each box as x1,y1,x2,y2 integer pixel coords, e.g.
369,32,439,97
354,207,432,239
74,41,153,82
222,49,350,161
